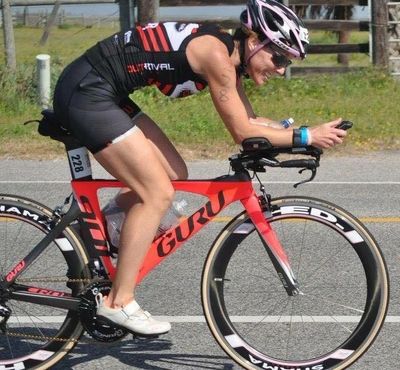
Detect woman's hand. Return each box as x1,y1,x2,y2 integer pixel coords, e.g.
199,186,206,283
308,118,348,149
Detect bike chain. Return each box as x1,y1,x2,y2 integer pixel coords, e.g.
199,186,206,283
17,277,94,284
3,276,118,345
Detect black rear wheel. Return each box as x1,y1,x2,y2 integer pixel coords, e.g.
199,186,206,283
202,197,389,369
0,195,91,369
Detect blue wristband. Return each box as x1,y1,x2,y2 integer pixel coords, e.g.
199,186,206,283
299,127,309,146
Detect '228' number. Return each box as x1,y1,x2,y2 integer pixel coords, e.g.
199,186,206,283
71,154,84,173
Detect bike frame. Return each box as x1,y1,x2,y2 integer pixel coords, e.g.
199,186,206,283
72,174,298,289
2,172,299,311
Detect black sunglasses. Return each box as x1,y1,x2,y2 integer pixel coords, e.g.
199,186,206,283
272,53,292,68
268,45,293,68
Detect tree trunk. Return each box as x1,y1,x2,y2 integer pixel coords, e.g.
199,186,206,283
137,0,159,25
1,0,17,71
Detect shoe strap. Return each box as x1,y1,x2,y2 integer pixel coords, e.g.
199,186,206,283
143,311,151,318
122,300,141,316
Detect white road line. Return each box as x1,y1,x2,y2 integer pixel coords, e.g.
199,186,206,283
7,315,400,324
1,181,400,185
0,181,70,184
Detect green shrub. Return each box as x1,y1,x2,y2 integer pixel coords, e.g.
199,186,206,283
0,65,37,114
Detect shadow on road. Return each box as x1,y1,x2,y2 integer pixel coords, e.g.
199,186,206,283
53,336,235,369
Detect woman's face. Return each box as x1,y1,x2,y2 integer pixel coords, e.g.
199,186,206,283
246,39,293,85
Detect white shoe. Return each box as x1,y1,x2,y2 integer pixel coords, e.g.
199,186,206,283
96,294,171,337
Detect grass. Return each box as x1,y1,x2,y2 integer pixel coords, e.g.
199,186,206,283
0,26,399,159
12,24,119,65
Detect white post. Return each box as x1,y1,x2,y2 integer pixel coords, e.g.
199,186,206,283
36,54,51,109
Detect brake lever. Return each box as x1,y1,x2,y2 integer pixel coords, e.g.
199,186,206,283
293,167,317,188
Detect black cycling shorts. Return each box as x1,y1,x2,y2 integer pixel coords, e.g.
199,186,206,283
53,56,142,153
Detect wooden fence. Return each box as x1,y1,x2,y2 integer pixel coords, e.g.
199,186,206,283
127,0,389,74
13,10,119,27
149,0,378,75
1,0,392,75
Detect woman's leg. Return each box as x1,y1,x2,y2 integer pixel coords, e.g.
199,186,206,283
114,113,188,209
135,113,188,180
94,126,174,309
54,62,174,332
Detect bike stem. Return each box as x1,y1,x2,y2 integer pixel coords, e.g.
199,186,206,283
241,193,300,296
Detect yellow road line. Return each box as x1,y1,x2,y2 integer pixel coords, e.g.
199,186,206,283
209,216,400,223
359,217,400,223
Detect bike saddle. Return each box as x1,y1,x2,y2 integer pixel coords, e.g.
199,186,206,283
25,110,82,149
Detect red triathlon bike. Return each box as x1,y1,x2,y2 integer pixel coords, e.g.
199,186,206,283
0,111,389,369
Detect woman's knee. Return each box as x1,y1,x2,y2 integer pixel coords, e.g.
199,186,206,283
145,181,175,211
117,184,174,215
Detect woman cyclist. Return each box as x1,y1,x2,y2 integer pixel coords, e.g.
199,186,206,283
53,0,348,336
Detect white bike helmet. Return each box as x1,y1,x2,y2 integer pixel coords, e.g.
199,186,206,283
241,0,309,59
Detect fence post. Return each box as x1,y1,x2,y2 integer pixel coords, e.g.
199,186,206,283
388,2,400,77
1,0,17,71
137,0,159,24
23,6,29,26
119,0,136,30
36,54,51,109
371,0,389,67
39,0,61,46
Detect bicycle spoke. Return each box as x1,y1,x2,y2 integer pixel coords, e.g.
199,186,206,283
301,244,349,284
303,291,364,314
10,301,55,337
239,295,292,339
285,299,295,361
224,289,286,296
331,316,354,335
293,219,308,278
6,302,34,353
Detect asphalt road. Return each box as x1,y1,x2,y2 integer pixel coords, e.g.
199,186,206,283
0,151,399,369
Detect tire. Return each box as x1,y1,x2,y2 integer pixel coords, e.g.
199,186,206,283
201,196,389,370
0,194,91,369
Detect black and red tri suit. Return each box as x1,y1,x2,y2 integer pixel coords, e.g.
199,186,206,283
53,22,234,153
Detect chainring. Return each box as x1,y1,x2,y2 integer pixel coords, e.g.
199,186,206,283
79,280,129,342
